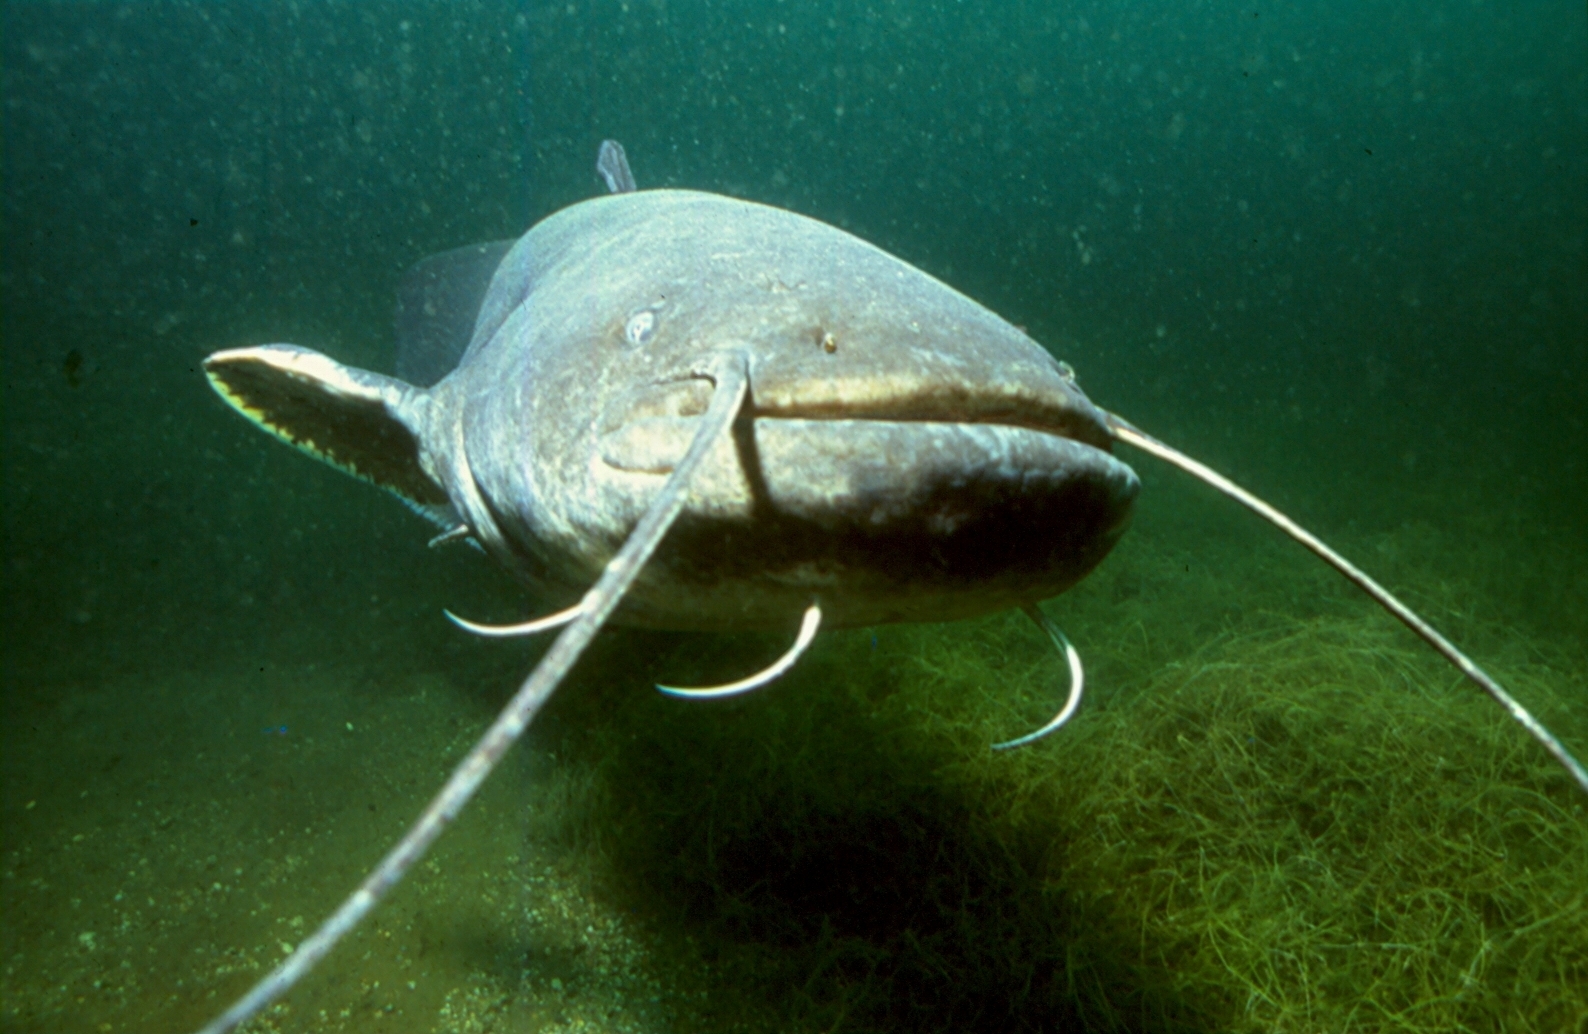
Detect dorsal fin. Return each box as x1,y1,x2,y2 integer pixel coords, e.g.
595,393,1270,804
204,345,449,509
597,139,637,193
393,240,516,388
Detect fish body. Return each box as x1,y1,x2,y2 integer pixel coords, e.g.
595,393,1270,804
207,189,1139,632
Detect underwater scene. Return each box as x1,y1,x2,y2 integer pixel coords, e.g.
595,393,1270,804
3,1,1585,1032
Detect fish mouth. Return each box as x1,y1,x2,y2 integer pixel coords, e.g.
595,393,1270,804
742,416,1137,540
595,371,1140,629
598,351,1119,472
609,414,1140,629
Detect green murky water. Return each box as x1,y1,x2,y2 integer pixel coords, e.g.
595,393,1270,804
4,2,1585,1031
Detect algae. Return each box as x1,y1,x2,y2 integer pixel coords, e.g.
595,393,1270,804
552,517,1588,1034
4,483,1583,1034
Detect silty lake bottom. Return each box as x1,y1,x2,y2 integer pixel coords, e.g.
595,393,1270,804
3,423,1586,1033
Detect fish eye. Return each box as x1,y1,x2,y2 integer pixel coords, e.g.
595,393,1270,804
624,309,658,347
1056,360,1077,383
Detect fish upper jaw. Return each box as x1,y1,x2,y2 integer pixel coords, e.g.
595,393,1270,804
746,373,1115,453
596,341,1118,476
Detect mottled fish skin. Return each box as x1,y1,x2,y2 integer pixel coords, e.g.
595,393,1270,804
407,189,1138,631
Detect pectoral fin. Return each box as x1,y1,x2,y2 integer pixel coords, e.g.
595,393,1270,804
203,344,450,510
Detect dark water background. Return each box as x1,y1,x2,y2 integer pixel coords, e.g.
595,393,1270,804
3,1,1585,1032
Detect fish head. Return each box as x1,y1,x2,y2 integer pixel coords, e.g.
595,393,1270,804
442,191,1139,629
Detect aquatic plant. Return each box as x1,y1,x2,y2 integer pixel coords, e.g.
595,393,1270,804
558,530,1588,1034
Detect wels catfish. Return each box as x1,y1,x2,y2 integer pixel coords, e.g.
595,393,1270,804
196,141,1586,1034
